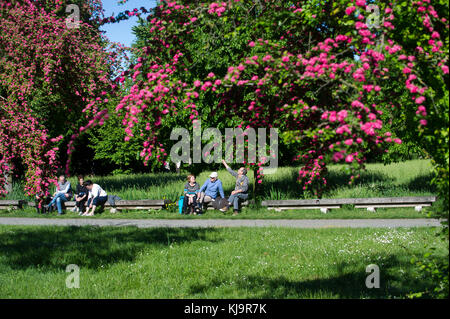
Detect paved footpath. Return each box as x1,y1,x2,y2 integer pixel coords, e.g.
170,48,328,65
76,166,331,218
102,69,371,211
0,218,442,228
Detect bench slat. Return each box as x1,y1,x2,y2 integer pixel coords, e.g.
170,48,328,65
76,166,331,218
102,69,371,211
261,196,436,207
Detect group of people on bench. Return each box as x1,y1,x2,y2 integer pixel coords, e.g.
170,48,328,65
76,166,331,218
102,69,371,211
34,160,249,216
182,160,249,216
35,175,108,216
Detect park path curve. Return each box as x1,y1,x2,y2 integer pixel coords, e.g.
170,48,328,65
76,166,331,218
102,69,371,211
0,217,442,228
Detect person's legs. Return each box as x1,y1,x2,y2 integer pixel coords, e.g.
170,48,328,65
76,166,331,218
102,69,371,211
79,200,87,214
204,196,213,203
88,196,107,216
55,195,68,215
198,192,212,210
203,195,213,210
182,195,189,214
55,197,63,214
47,193,60,209
228,193,236,207
83,198,92,216
189,195,200,214
233,193,248,212
35,198,42,214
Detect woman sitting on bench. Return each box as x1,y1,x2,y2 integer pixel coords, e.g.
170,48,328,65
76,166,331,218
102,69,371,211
183,174,201,215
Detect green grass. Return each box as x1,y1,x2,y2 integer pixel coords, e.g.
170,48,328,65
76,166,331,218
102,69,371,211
0,225,445,298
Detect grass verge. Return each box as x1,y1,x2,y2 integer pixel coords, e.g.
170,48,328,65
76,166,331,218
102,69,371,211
0,225,445,298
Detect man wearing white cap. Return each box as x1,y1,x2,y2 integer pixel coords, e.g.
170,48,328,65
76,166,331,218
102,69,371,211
198,171,225,209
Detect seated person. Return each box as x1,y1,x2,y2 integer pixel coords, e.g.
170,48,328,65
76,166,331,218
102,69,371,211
82,180,108,216
74,175,88,215
198,172,225,209
46,175,72,215
182,174,200,215
35,192,51,214
221,160,249,215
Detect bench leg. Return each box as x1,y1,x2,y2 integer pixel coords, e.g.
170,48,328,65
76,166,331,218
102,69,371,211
320,208,328,214
414,205,423,212
367,207,376,212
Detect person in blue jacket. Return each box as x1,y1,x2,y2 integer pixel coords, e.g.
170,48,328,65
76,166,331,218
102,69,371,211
198,172,225,209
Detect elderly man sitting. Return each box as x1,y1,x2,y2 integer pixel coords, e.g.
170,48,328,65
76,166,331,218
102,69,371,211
221,160,249,215
198,171,225,211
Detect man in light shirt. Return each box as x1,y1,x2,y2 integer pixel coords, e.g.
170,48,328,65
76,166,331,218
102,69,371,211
82,180,108,216
46,175,72,215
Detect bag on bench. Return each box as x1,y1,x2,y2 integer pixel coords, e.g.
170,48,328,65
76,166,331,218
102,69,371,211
211,197,229,210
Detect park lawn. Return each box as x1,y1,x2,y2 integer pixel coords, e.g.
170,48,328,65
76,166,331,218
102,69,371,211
0,225,446,298
0,205,436,219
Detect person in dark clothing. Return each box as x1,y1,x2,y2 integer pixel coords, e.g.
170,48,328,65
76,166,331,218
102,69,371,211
35,192,51,214
74,175,88,215
182,174,201,215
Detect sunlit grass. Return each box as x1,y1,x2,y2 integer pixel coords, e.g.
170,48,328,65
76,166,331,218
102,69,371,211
0,225,445,298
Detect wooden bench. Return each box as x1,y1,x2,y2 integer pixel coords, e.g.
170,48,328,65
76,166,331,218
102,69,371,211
175,200,251,210
28,199,170,212
0,200,28,210
261,196,437,213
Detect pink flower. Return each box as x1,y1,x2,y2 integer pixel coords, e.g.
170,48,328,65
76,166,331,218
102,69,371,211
345,6,356,15
431,31,440,39
415,96,425,104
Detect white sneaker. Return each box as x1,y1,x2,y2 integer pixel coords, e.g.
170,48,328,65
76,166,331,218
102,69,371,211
72,206,78,213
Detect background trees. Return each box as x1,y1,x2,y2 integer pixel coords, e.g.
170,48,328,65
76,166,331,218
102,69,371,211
0,0,122,195
0,0,448,298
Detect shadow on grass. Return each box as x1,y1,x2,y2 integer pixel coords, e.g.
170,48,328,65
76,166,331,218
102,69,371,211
258,168,436,200
188,254,440,298
406,173,436,193
259,170,395,200
0,226,219,270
